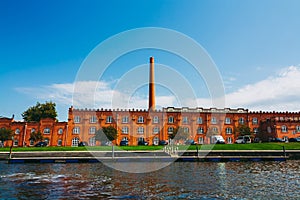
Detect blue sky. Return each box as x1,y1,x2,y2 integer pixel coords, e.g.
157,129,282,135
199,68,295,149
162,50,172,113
1,0,300,121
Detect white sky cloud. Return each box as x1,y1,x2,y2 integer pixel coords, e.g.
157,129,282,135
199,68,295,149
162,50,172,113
16,65,300,112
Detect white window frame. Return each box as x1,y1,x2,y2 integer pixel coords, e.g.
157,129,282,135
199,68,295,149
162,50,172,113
182,117,188,124
197,127,204,134
183,127,189,133
58,128,63,135
44,128,50,134
106,116,113,123
89,137,96,146
197,117,203,124
211,117,217,124
137,126,144,134
89,126,96,134
153,126,159,134
226,127,232,134
122,126,129,134
198,137,204,144
252,117,258,125
168,126,174,134
239,117,244,125
153,116,159,124
137,116,144,123
227,137,232,144
15,128,20,134
90,116,97,123
168,116,174,124
122,116,129,123
74,116,81,123
281,125,287,133
72,137,79,147
225,117,231,124
73,127,80,134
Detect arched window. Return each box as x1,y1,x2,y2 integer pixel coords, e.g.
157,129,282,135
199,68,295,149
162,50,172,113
239,118,244,125
58,128,63,134
281,125,287,133
44,128,50,134
137,116,144,123
15,128,20,134
168,116,174,123
153,137,159,145
168,126,174,134
197,127,204,134
226,127,232,134
153,116,159,124
137,126,144,134
89,137,96,146
72,137,79,147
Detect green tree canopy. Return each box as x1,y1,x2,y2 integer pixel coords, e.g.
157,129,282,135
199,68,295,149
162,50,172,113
95,126,118,143
168,127,189,140
29,131,44,143
235,125,252,136
0,128,13,144
22,101,57,122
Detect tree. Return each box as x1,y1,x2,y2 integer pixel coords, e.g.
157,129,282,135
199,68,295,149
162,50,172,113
0,128,13,147
22,101,57,122
168,127,189,140
95,126,118,144
235,125,252,136
29,131,44,143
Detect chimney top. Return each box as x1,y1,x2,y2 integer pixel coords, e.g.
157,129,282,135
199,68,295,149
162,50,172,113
150,57,154,63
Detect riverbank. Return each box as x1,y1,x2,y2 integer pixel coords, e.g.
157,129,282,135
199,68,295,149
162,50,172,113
1,149,300,163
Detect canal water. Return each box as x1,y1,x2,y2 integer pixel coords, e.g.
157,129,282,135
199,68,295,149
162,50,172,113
0,160,299,199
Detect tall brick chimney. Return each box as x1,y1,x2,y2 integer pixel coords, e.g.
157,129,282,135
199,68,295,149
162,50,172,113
148,57,156,111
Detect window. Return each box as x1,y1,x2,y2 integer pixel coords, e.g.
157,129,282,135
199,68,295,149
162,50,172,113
211,117,217,124
137,126,144,134
72,137,79,147
153,137,159,145
137,116,144,123
182,117,188,124
153,116,159,124
31,128,36,133
89,127,96,134
44,128,50,134
106,116,113,123
57,139,62,146
239,117,244,125
44,138,49,145
168,116,174,123
13,140,18,146
90,116,97,123
281,125,287,133
198,137,204,144
197,127,204,134
138,137,145,142
89,137,96,146
296,125,300,133
15,128,20,134
197,117,203,124
74,116,80,123
227,137,232,144
253,128,259,134
122,137,128,141
153,127,159,134
73,127,80,134
29,139,34,146
212,127,218,133
225,117,231,124
122,116,129,123
168,126,174,134
183,127,189,133
58,128,63,134
252,118,258,125
226,127,232,134
122,126,129,134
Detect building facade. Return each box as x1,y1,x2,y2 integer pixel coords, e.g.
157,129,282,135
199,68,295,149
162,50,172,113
1,57,300,147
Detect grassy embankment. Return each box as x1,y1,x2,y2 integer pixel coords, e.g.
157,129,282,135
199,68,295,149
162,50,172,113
0,143,299,152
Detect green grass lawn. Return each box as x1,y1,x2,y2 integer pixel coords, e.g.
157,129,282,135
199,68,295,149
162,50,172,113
0,142,299,152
